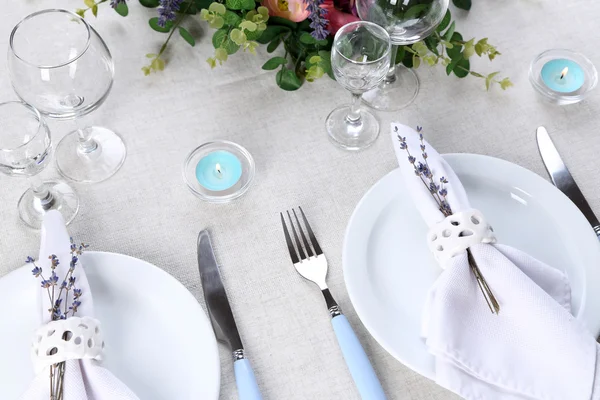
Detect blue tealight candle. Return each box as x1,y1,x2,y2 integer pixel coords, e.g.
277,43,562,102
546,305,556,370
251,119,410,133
195,150,242,191
541,59,585,93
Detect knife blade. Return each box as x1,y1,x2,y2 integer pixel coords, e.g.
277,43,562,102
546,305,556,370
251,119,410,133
536,126,600,238
197,230,263,400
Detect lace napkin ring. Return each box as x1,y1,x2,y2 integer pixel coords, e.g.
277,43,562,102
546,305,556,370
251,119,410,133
31,316,105,373
427,209,496,265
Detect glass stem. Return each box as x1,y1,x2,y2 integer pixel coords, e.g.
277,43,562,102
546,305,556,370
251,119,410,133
28,174,54,210
346,93,362,124
75,118,98,154
385,45,399,84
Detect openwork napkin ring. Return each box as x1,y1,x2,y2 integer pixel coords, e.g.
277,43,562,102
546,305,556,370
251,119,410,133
31,316,104,373
428,209,500,314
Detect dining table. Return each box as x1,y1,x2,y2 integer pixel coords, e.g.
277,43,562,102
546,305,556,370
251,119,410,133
1,0,600,398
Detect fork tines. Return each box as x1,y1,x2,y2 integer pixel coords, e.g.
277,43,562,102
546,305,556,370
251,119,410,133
280,207,323,264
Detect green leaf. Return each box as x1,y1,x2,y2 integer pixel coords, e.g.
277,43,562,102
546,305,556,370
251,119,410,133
268,16,298,30
194,0,213,9
115,2,129,16
453,58,470,78
146,53,157,58
257,25,290,44
298,19,312,32
484,71,500,90
395,46,406,64
226,0,255,10
267,36,281,53
436,10,451,32
209,2,227,14
222,10,242,27
149,17,173,33
212,28,240,54
299,32,317,45
499,77,513,90
446,57,459,75
452,0,471,11
178,1,199,14
469,71,484,78
412,54,421,69
404,4,430,20
443,21,455,42
139,0,160,7
84,0,95,7
425,36,439,56
262,56,288,70
91,5,98,17
179,27,196,46
318,50,333,79
276,68,303,91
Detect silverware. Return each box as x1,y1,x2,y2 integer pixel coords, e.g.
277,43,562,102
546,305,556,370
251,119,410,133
197,230,262,400
280,207,387,400
536,126,600,238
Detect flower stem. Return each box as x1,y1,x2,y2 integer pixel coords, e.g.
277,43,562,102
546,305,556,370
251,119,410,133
155,2,194,60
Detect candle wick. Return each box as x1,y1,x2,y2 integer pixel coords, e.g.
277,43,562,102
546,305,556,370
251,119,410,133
560,67,568,80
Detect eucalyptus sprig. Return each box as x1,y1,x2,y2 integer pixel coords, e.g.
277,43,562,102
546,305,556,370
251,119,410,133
400,10,512,91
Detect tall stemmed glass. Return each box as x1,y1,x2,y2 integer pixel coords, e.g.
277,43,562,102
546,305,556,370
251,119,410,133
356,0,449,111
326,21,391,151
8,9,125,183
0,101,79,229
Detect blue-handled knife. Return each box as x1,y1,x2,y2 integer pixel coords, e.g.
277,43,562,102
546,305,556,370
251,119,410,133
537,126,600,238
197,230,263,400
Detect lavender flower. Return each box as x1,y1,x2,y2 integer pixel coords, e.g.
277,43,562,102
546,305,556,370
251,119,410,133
73,288,82,299
305,0,329,40
26,256,35,264
32,266,42,277
110,0,127,8
157,0,183,27
60,280,68,290
68,276,76,289
439,188,448,197
49,271,59,286
70,301,81,313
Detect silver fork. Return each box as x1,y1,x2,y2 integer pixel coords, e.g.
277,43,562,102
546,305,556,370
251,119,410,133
280,207,387,400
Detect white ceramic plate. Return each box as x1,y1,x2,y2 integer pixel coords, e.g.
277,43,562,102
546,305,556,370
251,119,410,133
343,154,600,378
0,251,220,400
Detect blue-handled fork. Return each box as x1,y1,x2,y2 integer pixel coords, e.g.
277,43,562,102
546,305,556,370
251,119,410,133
280,207,387,400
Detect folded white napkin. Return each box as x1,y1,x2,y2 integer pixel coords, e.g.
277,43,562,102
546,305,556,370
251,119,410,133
391,123,600,400
21,211,139,400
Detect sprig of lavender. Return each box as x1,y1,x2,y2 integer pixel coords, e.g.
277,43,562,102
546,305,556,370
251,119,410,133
395,125,499,314
109,0,126,8
396,126,452,217
157,0,183,27
304,0,329,40
27,239,89,400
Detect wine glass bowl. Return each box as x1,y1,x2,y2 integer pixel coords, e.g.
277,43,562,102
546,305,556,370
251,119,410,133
326,21,391,151
356,0,449,110
7,9,125,183
0,101,78,229
8,9,114,120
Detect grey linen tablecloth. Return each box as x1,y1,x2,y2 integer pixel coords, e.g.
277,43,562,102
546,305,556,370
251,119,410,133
1,0,600,399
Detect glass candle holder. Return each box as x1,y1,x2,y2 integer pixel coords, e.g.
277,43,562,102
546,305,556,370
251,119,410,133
183,140,255,203
529,49,597,105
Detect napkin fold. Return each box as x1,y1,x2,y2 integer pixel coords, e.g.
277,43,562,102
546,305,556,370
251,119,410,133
391,123,600,400
21,211,139,400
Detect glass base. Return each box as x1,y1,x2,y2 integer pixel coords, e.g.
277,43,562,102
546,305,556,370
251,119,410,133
326,105,380,151
362,65,419,111
56,126,126,183
18,181,79,229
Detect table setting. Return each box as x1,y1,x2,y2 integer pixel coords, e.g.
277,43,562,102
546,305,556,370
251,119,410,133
2,0,600,399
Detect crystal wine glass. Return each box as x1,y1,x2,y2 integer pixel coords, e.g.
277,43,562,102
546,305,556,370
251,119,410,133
0,101,79,229
327,21,391,150
7,9,125,183
356,0,449,110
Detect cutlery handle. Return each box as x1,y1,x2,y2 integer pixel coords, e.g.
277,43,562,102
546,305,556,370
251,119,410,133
331,315,387,400
234,358,263,400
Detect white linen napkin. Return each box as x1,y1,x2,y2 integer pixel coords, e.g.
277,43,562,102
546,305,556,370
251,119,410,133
391,123,600,400
20,210,139,400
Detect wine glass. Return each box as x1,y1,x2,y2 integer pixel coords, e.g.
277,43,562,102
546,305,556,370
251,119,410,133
0,101,79,229
327,21,391,151
356,0,449,110
7,9,125,183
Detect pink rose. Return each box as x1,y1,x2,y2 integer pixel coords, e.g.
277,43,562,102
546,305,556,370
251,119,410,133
262,0,310,22
320,0,360,35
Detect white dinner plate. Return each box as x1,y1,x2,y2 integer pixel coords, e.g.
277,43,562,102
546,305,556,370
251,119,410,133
343,154,600,379
0,251,220,400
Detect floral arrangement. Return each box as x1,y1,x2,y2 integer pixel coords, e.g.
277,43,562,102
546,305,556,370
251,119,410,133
396,126,499,314
75,0,511,91
27,239,89,400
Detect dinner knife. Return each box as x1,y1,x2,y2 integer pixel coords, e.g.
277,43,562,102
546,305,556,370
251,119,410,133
197,230,263,400
536,126,600,238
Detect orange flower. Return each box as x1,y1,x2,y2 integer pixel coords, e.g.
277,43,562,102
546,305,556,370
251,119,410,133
261,0,310,22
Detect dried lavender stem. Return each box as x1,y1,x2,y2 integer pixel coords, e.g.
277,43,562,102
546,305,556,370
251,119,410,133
467,248,500,314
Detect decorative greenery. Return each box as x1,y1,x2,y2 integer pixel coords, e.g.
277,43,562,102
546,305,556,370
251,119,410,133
76,0,511,91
